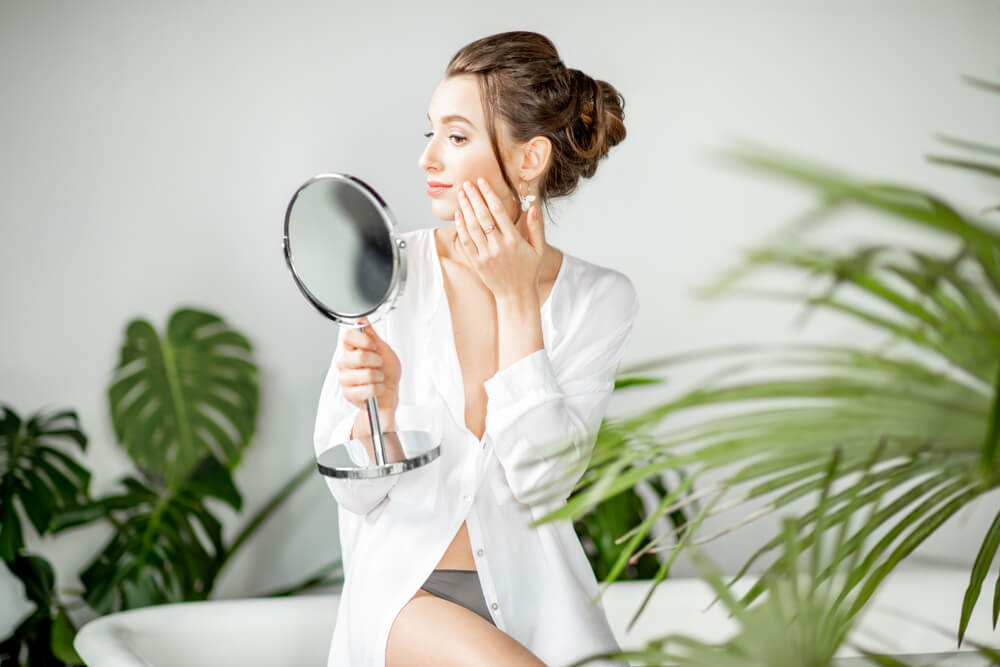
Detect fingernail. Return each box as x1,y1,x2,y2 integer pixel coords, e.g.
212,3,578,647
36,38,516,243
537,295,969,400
477,177,486,187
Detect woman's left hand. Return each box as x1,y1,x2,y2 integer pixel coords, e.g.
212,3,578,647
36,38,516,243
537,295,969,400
454,177,545,302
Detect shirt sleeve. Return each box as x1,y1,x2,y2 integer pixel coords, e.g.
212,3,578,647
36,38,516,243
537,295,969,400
314,306,446,515
482,271,640,508
312,321,399,515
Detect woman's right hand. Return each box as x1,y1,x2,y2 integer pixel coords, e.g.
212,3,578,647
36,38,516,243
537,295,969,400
337,318,401,414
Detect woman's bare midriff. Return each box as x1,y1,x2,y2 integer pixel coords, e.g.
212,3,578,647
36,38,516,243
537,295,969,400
432,227,562,572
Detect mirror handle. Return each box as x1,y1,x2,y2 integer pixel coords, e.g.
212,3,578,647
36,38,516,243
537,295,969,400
366,397,387,465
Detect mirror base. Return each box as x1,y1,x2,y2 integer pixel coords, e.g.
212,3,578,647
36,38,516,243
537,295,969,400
316,429,441,479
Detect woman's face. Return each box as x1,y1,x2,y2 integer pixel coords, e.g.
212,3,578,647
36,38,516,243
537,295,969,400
418,74,521,224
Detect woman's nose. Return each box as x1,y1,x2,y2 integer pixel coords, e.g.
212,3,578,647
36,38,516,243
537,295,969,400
418,140,439,173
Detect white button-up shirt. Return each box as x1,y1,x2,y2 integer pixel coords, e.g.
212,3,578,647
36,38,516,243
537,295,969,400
313,226,639,667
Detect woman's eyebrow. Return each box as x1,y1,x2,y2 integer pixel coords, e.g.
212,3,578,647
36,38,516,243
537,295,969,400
426,112,476,129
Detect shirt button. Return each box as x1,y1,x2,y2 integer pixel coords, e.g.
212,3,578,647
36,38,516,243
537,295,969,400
476,549,484,557
463,494,472,503
490,602,498,610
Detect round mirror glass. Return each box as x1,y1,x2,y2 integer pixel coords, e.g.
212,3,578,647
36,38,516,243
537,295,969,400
283,174,396,319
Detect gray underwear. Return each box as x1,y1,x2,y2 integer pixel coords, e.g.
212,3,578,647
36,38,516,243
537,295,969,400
419,568,496,627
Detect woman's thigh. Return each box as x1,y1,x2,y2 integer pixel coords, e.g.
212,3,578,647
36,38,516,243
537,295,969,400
386,589,546,667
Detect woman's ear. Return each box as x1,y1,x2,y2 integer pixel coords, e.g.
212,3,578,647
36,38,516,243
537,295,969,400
518,135,552,182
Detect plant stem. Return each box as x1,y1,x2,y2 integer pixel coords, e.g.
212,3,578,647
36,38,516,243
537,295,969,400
217,458,316,575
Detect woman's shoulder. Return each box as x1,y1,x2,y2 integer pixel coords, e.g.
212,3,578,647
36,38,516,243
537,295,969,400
382,227,438,327
559,250,639,322
396,226,431,255
399,226,430,242
390,227,437,276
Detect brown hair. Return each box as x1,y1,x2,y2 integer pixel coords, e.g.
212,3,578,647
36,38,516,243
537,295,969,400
445,31,626,220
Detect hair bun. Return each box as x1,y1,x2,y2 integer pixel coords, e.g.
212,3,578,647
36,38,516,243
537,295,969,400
563,66,625,170
567,68,596,127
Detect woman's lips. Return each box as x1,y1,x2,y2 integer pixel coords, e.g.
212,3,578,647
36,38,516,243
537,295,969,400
427,183,452,196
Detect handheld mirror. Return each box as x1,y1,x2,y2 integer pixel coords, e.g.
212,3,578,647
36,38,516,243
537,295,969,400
283,173,440,479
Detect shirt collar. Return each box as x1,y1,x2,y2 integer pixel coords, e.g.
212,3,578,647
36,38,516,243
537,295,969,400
423,226,444,327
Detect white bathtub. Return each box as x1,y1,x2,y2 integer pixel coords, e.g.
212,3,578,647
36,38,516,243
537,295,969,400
74,565,998,666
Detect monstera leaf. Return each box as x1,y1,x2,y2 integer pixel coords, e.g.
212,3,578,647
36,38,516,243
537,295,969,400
51,455,242,614
0,405,89,561
108,308,258,486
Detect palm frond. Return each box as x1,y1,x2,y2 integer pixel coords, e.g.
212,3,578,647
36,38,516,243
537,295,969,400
531,140,1000,647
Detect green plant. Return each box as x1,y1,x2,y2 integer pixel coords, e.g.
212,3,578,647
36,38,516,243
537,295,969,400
107,309,259,485
572,446,1000,666
0,407,89,666
531,68,1000,659
0,307,342,666
0,552,82,666
0,408,89,562
571,406,693,581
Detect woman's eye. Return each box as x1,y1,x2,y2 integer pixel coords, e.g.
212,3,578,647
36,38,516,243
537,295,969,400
423,131,467,145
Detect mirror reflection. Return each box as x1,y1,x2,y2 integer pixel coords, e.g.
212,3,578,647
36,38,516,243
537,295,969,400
285,176,394,316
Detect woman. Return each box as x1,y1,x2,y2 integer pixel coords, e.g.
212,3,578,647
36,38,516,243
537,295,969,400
313,31,639,667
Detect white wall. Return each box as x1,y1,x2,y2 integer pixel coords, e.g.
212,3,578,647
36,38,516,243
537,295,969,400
2,0,998,635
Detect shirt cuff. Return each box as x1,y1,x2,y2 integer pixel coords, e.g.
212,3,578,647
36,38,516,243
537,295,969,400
321,401,442,444
318,405,362,458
